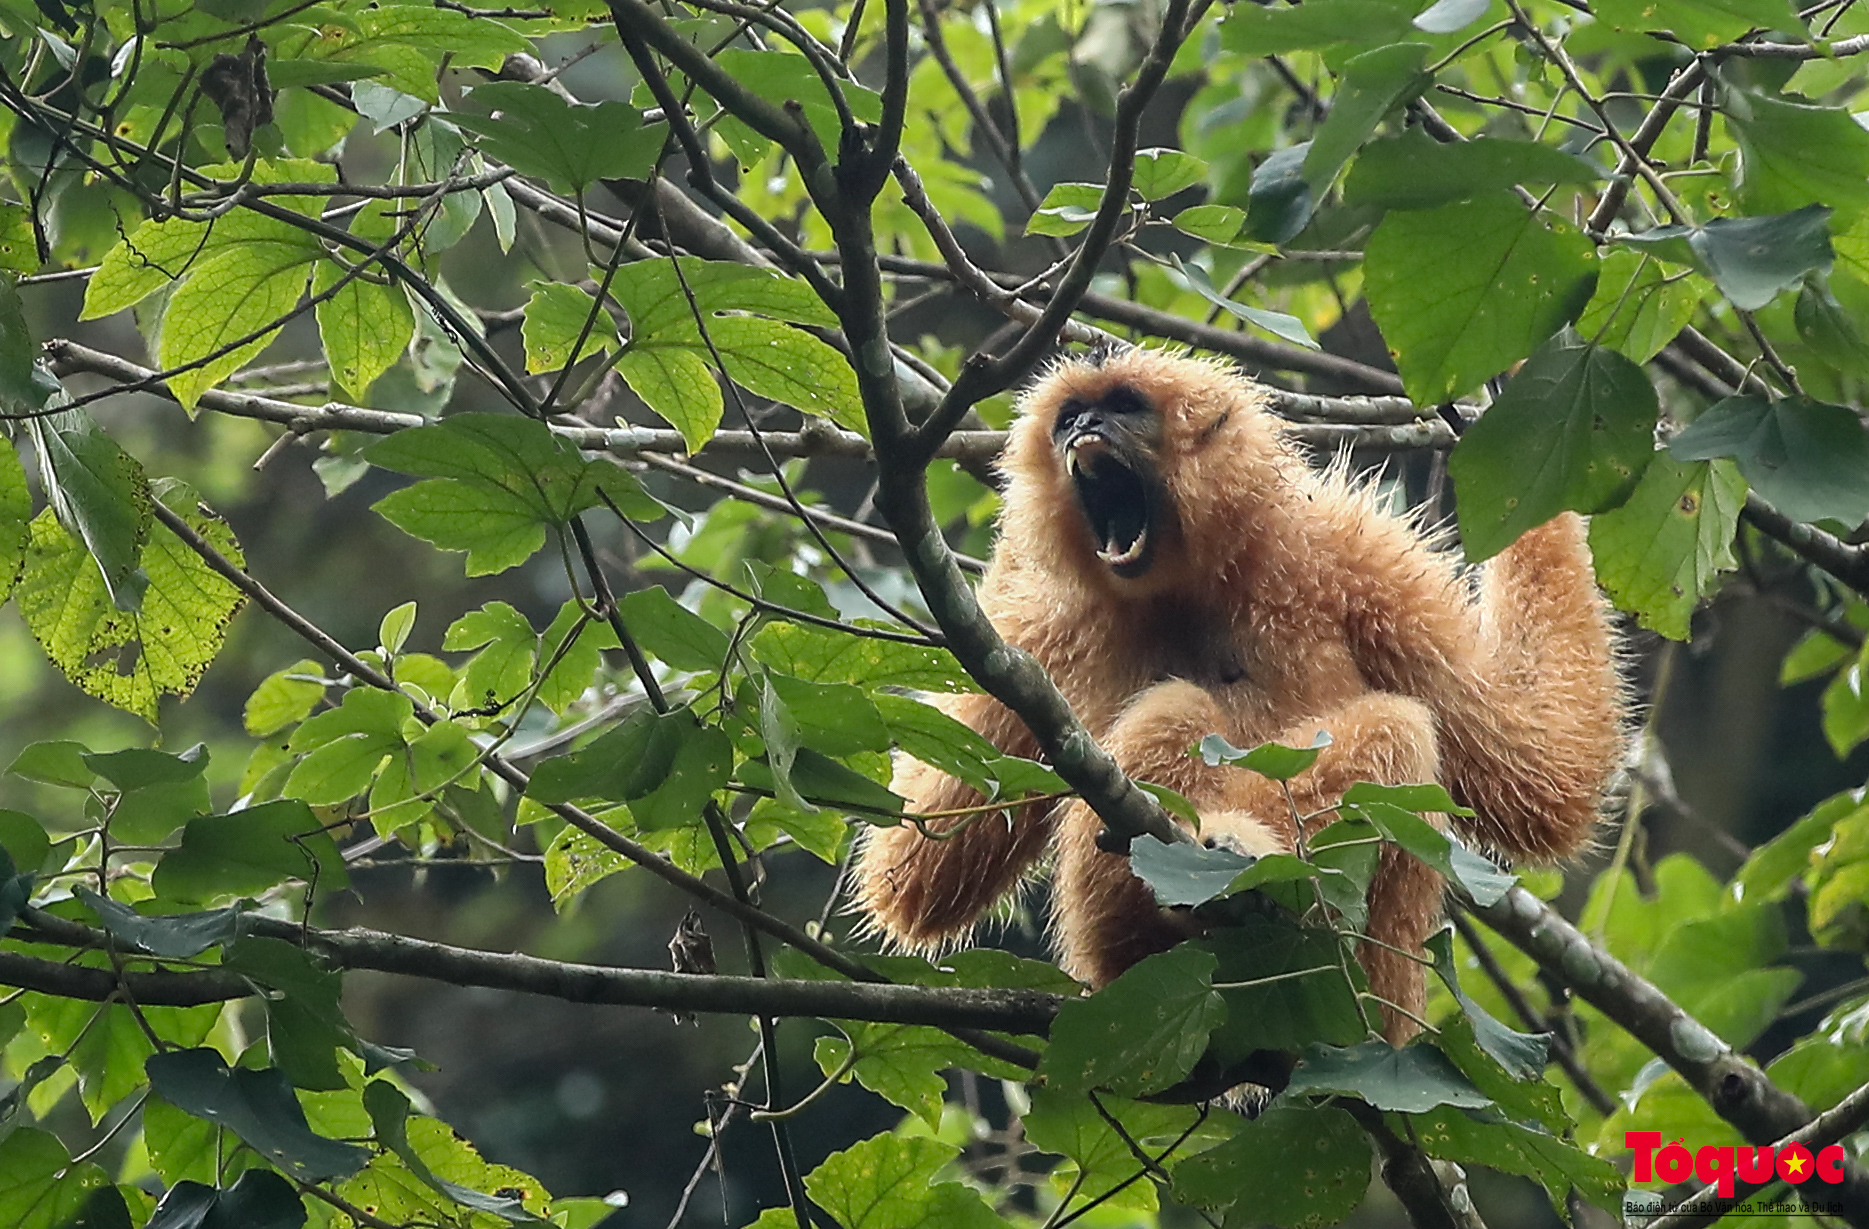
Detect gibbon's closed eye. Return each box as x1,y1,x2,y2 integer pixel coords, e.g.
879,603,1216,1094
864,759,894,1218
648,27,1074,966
854,346,1624,1044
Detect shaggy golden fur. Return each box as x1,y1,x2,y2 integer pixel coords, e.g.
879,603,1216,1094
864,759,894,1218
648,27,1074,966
853,349,1624,1040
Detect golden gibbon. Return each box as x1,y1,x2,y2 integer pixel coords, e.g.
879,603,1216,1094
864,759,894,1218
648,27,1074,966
853,348,1624,1040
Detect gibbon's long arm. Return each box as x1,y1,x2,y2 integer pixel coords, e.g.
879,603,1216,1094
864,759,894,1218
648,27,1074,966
852,347,1624,1036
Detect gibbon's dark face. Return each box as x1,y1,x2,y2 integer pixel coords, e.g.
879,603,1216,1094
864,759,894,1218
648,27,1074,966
1049,382,1173,580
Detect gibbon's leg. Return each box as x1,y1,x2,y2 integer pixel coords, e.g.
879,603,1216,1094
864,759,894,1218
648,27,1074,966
1052,681,1443,1041
852,693,1054,951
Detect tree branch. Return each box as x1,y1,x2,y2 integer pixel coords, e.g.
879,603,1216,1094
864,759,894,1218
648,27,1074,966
4,912,1062,1033
1472,885,1869,1223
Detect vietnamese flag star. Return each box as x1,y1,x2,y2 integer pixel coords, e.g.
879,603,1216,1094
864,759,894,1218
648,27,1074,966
1786,1155,1808,1178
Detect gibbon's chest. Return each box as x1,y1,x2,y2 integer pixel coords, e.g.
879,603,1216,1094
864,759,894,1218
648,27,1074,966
1110,598,1368,743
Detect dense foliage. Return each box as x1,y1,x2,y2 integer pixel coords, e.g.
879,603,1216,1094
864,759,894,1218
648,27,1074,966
4,0,1869,1222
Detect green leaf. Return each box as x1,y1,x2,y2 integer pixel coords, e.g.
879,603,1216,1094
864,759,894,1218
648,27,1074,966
1670,394,1869,525
10,740,96,788
146,1171,306,1229
313,259,413,401
1738,789,1858,902
617,586,729,671
97,746,213,845
0,810,50,875
1588,454,1743,640
444,601,537,713
751,622,974,691
1221,0,1412,53
1172,203,1257,247
366,414,661,574
1448,328,1658,561
1425,931,1549,1081
1199,730,1328,779
1593,0,1800,48
75,889,239,958
157,237,320,412
1023,1089,1205,1214
0,276,62,419
1039,946,1225,1097
16,499,245,724
1366,193,1597,404
1303,43,1432,197
1728,90,1869,222
611,257,838,338
1026,182,1104,237
1173,1106,1369,1226
812,1023,1016,1130
24,409,151,612
0,206,38,276
1246,143,1315,244
737,747,901,815
152,798,349,902
0,438,30,610
1130,834,1259,907
615,345,720,448
364,1081,546,1222
1131,148,1207,200
1409,1104,1625,1217
711,47,884,158
1619,205,1834,311
1202,919,1371,1057
1287,1041,1492,1112
536,602,619,716
872,693,1002,795
521,283,619,375
707,315,866,436
145,1050,369,1182
82,217,215,320
0,1129,113,1229
1577,249,1705,364
1167,256,1319,349
801,1134,991,1229
1344,130,1603,211
453,82,660,195
225,936,353,1092
1797,276,1869,377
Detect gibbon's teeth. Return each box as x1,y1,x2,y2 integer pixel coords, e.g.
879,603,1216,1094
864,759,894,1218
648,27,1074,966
1097,527,1147,567
1067,434,1110,479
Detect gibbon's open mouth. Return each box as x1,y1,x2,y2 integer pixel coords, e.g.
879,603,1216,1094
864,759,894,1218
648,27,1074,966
1067,434,1153,577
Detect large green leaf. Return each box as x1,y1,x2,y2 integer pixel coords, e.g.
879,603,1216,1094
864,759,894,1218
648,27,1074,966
1728,90,1869,222
453,82,662,194
1038,946,1225,1097
0,1129,113,1229
1588,455,1745,640
1619,206,1834,311
1365,193,1596,404
15,498,244,724
1172,1106,1370,1227
1593,0,1800,48
1669,394,1869,525
1220,0,1412,53
366,414,662,574
1448,328,1658,561
1286,1041,1492,1113
24,409,151,612
1344,130,1604,211
1023,1089,1207,1214
1302,43,1432,197
1576,249,1705,364
152,798,348,902
521,283,620,375
157,236,320,411
145,1050,369,1182
313,256,413,400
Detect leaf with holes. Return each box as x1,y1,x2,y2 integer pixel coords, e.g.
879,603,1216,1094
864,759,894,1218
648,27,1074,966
1588,454,1745,639
14,499,244,724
